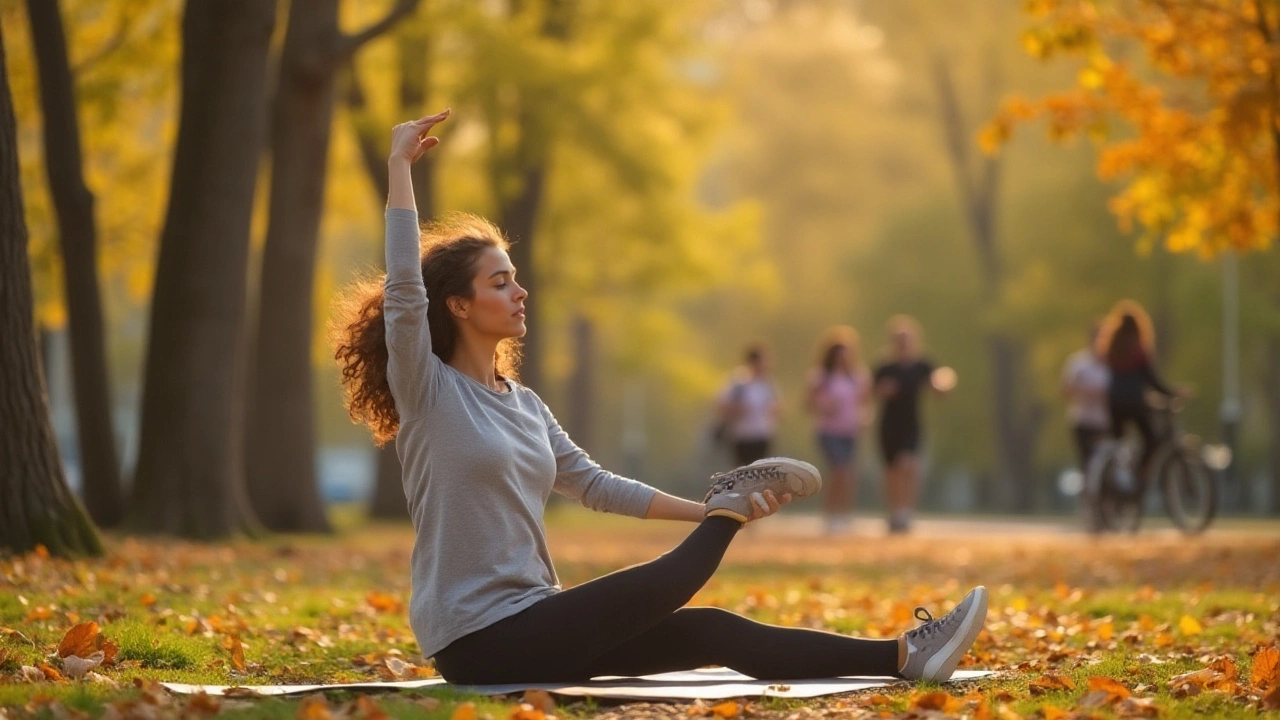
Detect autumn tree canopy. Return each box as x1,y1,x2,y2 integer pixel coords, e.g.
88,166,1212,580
984,0,1280,257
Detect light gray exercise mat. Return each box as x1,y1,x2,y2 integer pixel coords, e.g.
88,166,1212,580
161,668,993,700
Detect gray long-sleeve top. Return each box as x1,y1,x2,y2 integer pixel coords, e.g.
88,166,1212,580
382,208,658,659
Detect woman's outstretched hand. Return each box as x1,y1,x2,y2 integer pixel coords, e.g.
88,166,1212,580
389,109,450,165
748,490,792,521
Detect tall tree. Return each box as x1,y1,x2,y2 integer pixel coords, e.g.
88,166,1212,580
0,26,102,557
24,0,123,527
933,52,1045,512
343,16,437,521
128,0,276,538
246,0,417,532
986,0,1280,513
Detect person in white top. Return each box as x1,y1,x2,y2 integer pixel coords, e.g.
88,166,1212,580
717,344,781,466
1061,325,1111,472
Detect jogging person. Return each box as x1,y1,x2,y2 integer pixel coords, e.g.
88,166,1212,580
873,315,954,534
331,110,987,685
716,344,781,467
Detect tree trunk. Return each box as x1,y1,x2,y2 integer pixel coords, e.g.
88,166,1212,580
1267,322,1280,514
24,0,124,528
0,30,103,557
932,54,1043,512
246,0,417,532
499,161,548,391
128,0,276,539
566,314,595,451
343,22,432,521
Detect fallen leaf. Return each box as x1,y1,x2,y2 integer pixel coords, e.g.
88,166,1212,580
710,700,741,718
297,695,335,720
1086,675,1131,701
355,695,390,720
912,690,963,712
1178,615,1203,636
184,692,222,715
35,661,64,681
228,636,246,672
57,622,100,659
1252,646,1279,691
522,689,556,714
451,701,478,720
1116,696,1161,717
1263,684,1280,710
1038,706,1068,719
60,651,105,679
1029,673,1075,695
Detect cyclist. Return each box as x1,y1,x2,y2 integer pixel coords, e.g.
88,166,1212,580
1095,300,1179,490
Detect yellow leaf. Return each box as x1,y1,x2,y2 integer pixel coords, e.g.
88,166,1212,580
1097,621,1114,641
1178,615,1202,636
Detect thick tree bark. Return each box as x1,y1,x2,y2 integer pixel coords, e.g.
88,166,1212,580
0,31,103,558
933,55,1043,512
343,23,434,521
24,0,124,528
128,0,276,539
246,0,417,532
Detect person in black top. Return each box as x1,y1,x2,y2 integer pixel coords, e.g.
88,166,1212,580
1095,300,1179,485
873,316,956,534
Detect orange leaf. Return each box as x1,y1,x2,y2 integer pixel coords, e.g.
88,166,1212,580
451,701,478,720
228,636,246,672
1086,675,1131,700
296,695,334,720
365,592,403,614
57,621,100,659
1263,684,1280,710
355,696,390,720
912,691,963,712
1029,673,1076,695
710,701,741,718
1252,646,1279,691
140,593,158,608
184,692,222,716
1039,706,1068,720
35,662,64,681
521,689,556,714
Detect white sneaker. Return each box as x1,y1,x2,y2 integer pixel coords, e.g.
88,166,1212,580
703,458,822,522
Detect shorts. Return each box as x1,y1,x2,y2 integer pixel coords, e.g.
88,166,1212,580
816,433,857,468
878,424,920,465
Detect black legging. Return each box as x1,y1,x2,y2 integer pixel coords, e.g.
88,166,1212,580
432,517,899,684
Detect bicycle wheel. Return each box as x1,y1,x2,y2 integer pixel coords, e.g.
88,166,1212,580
1096,454,1143,533
1161,451,1217,534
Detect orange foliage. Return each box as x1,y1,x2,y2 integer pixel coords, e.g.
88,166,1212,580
985,0,1280,256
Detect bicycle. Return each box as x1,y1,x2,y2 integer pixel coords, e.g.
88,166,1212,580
1083,396,1219,534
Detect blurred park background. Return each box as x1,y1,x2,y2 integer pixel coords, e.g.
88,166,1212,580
5,0,1280,552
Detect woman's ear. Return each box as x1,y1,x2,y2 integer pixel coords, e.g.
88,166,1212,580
447,297,469,320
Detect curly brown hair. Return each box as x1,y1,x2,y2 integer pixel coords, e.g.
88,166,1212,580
329,213,522,445
1095,298,1155,366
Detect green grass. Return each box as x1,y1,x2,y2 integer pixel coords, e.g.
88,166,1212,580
2,509,1278,718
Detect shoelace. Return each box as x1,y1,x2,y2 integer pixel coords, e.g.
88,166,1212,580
702,465,784,501
908,607,944,639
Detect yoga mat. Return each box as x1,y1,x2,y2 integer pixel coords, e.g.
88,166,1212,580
162,668,993,701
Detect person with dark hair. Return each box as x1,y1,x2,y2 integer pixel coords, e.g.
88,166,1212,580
872,316,955,535
1061,324,1110,472
806,326,872,535
1094,300,1179,486
330,110,987,686
716,344,781,466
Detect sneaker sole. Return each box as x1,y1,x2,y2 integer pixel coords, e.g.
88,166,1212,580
754,457,823,498
921,586,988,682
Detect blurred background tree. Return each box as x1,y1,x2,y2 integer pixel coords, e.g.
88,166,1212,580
3,0,1276,540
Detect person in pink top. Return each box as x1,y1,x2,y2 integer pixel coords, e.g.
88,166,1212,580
806,326,872,535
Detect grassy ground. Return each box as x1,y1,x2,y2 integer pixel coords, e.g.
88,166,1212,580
1,507,1278,719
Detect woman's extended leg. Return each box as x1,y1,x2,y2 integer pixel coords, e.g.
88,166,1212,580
434,516,744,683
579,607,900,680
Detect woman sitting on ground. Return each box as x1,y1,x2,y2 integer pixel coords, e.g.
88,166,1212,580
330,109,988,685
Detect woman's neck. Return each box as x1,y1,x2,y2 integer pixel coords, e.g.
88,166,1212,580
449,336,505,391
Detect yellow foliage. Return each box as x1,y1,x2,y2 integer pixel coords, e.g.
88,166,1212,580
989,0,1280,256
